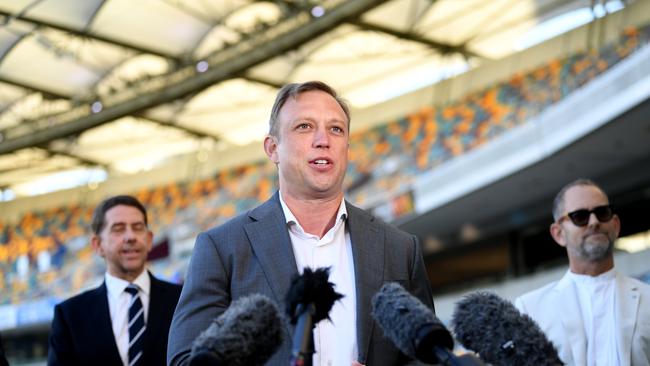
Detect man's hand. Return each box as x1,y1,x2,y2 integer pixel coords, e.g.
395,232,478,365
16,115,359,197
352,362,365,366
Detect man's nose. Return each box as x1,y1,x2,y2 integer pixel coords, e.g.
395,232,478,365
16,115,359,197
587,212,600,226
312,127,330,148
123,228,137,242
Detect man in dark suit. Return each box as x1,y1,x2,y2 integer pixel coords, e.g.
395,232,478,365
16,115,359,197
168,81,434,366
48,195,182,366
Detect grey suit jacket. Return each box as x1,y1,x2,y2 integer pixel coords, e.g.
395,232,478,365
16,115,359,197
515,271,650,366
168,192,434,366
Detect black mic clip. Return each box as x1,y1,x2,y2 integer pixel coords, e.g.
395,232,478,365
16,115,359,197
286,267,343,366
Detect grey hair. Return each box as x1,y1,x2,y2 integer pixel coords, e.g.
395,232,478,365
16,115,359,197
552,178,607,221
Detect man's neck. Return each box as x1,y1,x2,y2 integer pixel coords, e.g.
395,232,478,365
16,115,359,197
107,267,146,283
570,258,614,276
281,191,343,238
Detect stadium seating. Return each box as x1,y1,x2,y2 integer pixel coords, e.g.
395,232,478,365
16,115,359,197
1,25,649,309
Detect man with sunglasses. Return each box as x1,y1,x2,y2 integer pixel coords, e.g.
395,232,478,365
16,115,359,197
515,179,650,365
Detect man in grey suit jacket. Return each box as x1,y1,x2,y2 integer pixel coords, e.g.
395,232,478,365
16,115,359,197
168,81,434,366
515,179,650,365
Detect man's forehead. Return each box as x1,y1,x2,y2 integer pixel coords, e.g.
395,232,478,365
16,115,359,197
105,205,145,223
281,91,347,118
563,185,609,210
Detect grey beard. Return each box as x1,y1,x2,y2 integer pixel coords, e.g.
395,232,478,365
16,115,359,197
577,238,614,262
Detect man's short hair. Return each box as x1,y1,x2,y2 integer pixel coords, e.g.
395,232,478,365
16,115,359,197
268,81,350,138
552,178,608,221
91,195,148,234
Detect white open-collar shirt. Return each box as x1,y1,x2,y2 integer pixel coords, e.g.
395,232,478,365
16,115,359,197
567,267,619,366
280,193,358,366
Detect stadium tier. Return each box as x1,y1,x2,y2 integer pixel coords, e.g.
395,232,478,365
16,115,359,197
1,24,649,330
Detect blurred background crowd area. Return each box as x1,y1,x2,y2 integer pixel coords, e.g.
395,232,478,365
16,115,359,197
1,23,649,306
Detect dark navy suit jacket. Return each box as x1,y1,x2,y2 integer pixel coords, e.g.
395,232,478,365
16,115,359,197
48,272,182,366
0,333,8,366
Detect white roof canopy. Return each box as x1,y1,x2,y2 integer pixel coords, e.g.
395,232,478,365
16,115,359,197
0,0,627,197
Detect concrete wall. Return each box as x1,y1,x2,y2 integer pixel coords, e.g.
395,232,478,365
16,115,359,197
433,248,650,323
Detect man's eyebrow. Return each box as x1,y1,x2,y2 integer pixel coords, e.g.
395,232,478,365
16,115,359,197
292,116,316,123
109,221,145,227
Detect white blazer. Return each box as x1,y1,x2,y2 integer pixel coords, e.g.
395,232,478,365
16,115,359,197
515,271,650,365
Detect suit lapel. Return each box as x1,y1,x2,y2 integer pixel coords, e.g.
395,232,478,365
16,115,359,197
92,283,123,365
142,274,163,362
615,274,640,366
243,195,385,361
244,193,299,304
347,203,384,363
556,274,587,366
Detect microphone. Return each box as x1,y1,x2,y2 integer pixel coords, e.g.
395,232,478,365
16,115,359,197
189,294,284,366
452,291,562,366
371,282,484,366
285,267,343,366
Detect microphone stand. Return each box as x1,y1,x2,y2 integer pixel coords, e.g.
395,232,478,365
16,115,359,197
432,347,485,366
415,324,486,366
290,303,315,366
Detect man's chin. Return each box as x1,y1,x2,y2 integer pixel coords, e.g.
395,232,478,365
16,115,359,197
582,241,613,261
121,261,146,273
306,183,341,198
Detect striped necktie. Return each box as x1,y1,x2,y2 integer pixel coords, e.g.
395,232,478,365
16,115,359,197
125,284,146,366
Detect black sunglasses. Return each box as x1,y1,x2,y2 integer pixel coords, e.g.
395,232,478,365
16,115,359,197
559,205,614,227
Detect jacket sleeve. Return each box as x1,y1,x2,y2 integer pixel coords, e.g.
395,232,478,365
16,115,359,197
167,231,231,366
513,296,527,314
0,332,9,366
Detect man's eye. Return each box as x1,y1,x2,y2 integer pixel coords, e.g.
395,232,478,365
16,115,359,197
297,123,310,129
332,126,343,133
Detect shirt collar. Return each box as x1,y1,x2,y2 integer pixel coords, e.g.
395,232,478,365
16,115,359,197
278,191,348,228
567,266,616,285
105,269,151,300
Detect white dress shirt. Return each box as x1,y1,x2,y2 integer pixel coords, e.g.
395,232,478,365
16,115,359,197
567,268,619,366
105,270,151,366
280,193,358,366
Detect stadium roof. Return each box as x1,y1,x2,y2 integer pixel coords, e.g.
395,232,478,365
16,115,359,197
0,0,627,198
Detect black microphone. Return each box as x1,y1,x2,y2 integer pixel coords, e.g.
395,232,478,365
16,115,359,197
452,291,562,366
285,267,343,366
371,282,484,366
189,294,284,366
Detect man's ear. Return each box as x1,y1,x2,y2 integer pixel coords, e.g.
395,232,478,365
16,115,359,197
264,135,279,164
91,234,104,257
550,222,566,248
145,230,153,254
612,214,621,238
